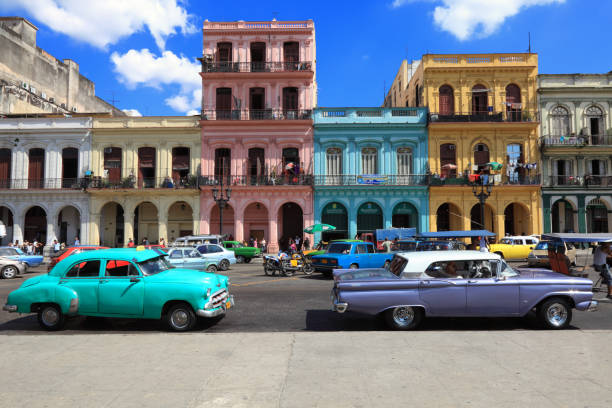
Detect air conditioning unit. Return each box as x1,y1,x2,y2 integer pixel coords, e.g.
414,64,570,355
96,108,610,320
49,97,55,104
71,107,77,112
41,92,47,100
29,86,36,94
104,147,112,154
60,103,66,109
22,82,28,89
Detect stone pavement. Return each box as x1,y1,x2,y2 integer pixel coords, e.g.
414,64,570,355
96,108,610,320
1,330,611,407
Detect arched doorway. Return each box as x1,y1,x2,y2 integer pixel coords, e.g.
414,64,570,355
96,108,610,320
28,148,45,189
24,206,46,243
505,84,521,121
471,84,488,115
470,203,494,232
134,202,158,244
440,144,457,177
439,85,454,115
587,199,609,233
279,202,303,250
392,202,418,230
0,206,13,245
168,201,193,242
357,202,383,237
243,202,268,243
58,206,81,246
436,203,462,231
321,202,348,241
61,147,78,188
210,203,235,237
504,203,530,236
100,202,124,247
551,200,575,233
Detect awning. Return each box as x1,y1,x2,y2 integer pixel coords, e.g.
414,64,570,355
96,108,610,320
540,233,612,243
417,230,496,239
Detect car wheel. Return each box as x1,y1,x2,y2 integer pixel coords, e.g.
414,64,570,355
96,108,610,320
37,304,65,331
303,263,313,275
166,303,196,331
219,259,230,271
1,265,18,279
244,257,252,263
349,263,359,270
384,306,423,331
206,264,218,273
263,264,270,275
236,255,245,264
283,268,294,277
537,298,572,330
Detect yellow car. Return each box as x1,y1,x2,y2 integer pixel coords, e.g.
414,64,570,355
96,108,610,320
488,236,539,260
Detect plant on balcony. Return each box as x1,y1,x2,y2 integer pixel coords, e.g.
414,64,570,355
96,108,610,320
120,176,135,188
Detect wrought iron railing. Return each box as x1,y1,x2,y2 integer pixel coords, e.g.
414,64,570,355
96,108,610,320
313,175,428,186
0,178,87,189
429,109,539,123
199,174,313,186
540,134,612,147
88,175,200,189
429,174,541,186
545,175,612,187
202,109,312,120
201,61,313,73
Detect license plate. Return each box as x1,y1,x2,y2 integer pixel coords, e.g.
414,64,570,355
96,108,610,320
322,259,327,264
225,300,232,309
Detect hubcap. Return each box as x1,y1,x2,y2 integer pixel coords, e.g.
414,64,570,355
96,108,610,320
171,309,189,329
3,267,16,278
393,307,415,326
546,303,568,327
42,307,59,326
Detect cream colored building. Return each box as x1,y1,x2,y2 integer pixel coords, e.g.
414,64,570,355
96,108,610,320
383,59,420,108
88,117,201,246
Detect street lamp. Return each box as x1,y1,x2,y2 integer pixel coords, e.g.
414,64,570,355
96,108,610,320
211,178,231,236
470,177,493,230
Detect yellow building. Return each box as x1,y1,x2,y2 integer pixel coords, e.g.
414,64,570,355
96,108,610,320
88,116,201,246
390,53,542,238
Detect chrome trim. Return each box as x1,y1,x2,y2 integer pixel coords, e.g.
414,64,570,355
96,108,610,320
68,298,79,314
3,304,17,312
587,301,599,312
198,295,234,318
331,292,348,313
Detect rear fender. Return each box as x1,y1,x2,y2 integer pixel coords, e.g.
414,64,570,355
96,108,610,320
520,290,592,315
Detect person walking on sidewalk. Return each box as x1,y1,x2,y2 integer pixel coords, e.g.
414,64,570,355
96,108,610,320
593,243,612,299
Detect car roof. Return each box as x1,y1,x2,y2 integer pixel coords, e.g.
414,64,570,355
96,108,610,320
49,249,164,276
397,250,501,264
330,240,365,243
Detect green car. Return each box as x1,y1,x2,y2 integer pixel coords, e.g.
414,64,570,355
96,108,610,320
222,241,261,263
2,248,234,331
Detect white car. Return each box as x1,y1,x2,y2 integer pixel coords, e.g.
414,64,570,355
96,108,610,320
195,244,237,271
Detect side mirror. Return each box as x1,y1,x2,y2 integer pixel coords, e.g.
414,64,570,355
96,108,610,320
130,277,140,283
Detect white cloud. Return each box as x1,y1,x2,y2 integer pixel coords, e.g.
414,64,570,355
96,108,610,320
111,48,201,114
0,0,196,50
391,0,565,40
186,109,200,116
122,109,142,117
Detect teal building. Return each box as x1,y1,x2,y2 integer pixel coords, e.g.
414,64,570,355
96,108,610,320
312,107,429,243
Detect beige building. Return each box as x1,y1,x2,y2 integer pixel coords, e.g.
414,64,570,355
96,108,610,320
88,117,201,246
383,59,420,108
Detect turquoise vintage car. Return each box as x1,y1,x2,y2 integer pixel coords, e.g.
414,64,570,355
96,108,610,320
2,248,234,331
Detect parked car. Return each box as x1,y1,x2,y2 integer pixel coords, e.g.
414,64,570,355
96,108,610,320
3,248,234,331
195,244,237,271
528,241,577,267
0,257,27,279
48,246,109,271
167,248,218,272
416,240,467,251
222,241,261,263
0,247,44,267
488,236,539,259
312,241,394,276
173,235,224,246
395,240,421,251
331,251,597,330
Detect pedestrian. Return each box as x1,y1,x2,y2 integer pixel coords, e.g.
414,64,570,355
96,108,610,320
304,237,310,250
254,238,258,250
295,235,301,250
479,236,489,252
27,242,34,255
392,237,399,251
159,237,166,247
290,241,297,254
261,238,267,253
382,237,392,253
127,238,134,248
249,236,254,247
74,236,80,246
53,239,60,253
142,237,149,245
593,243,612,299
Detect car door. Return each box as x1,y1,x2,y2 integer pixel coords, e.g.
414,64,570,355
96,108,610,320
98,260,144,315
183,250,206,270
418,260,467,316
59,260,102,313
168,249,185,267
366,244,379,267
199,245,219,264
353,244,366,267
466,260,519,316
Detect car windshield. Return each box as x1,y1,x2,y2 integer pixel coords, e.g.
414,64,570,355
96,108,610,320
138,256,174,276
535,241,549,250
499,260,518,277
234,243,244,248
14,248,24,255
327,243,352,254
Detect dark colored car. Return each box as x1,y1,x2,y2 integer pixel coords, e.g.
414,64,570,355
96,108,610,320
48,246,109,271
416,240,467,251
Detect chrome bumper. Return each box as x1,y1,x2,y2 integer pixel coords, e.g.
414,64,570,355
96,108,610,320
196,295,234,318
331,291,348,313
3,304,17,312
587,300,599,312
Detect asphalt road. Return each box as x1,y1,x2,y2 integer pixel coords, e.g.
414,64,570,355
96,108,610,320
1,262,611,334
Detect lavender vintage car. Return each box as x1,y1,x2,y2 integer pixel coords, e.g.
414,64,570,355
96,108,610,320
331,251,598,330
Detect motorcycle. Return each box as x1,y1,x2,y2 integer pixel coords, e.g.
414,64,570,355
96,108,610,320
263,252,313,277
263,254,284,276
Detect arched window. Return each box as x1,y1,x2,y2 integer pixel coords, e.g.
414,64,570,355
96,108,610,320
505,84,521,121
440,144,456,177
104,147,122,183
473,143,490,171
0,148,11,188
396,147,412,175
472,84,488,114
585,105,604,143
361,147,378,174
438,85,454,115
326,147,342,184
550,105,570,137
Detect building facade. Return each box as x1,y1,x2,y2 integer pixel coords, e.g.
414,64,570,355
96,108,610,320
312,107,429,243
199,20,316,252
0,116,92,247
88,117,201,247
538,73,612,233
389,53,542,237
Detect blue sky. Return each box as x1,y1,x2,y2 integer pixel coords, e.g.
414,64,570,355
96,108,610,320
1,0,610,116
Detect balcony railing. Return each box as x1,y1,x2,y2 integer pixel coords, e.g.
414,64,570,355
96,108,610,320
88,175,200,190
202,109,312,121
430,174,541,186
314,175,428,186
429,109,539,123
0,178,88,190
201,61,313,73
199,174,313,187
540,134,612,147
314,107,427,124
545,175,612,187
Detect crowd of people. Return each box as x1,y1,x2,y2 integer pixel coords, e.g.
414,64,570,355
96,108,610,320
6,236,81,254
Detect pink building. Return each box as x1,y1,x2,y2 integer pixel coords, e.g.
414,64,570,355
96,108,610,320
199,20,316,252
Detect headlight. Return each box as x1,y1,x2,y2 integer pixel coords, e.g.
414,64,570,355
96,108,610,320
205,288,211,298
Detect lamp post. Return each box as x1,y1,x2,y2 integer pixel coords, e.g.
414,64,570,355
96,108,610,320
211,178,231,236
470,177,493,230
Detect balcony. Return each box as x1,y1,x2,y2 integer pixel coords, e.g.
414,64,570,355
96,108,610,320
540,134,612,147
0,178,88,190
88,175,200,190
203,20,314,31
201,61,313,73
429,109,539,123
314,175,427,186
201,109,312,121
199,174,313,187
314,107,427,125
424,53,537,68
429,174,541,186
545,175,612,188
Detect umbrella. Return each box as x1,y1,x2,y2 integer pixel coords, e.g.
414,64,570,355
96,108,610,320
441,163,458,169
486,162,503,171
303,224,336,234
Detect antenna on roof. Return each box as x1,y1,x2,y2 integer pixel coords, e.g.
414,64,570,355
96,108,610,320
528,32,531,53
